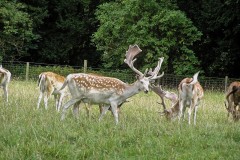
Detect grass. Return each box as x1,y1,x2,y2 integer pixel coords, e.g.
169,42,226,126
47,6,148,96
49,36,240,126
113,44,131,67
0,80,240,159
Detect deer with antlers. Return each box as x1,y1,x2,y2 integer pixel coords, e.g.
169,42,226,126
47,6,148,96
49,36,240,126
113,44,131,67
225,81,240,121
150,85,179,120
59,45,164,124
0,66,11,102
37,72,69,111
150,84,178,108
146,69,179,120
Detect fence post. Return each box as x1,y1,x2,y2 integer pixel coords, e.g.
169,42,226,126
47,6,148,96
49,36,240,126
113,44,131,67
224,76,228,93
83,60,87,73
26,62,29,81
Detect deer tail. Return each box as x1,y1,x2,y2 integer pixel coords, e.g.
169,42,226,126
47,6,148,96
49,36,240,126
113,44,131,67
190,71,200,85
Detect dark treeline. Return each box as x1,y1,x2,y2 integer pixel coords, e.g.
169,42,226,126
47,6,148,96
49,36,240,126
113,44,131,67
0,0,239,77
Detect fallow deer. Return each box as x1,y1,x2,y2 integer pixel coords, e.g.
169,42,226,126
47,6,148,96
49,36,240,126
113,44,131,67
225,81,240,121
160,101,180,120
150,84,178,109
37,72,69,111
149,84,179,120
159,72,204,124
178,72,204,125
60,44,164,124
0,66,11,102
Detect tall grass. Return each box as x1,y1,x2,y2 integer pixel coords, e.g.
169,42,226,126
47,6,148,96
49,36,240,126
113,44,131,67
0,80,239,159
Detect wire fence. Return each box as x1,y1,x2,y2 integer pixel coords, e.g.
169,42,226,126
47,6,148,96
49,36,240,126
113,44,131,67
2,61,240,92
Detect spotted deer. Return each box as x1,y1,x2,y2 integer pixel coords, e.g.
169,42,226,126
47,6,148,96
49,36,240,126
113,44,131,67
225,81,240,121
60,44,164,124
37,72,69,111
0,66,11,102
178,72,204,125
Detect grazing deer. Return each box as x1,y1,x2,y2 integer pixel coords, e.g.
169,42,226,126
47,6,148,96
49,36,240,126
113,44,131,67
150,84,178,108
225,81,240,121
178,72,204,125
37,72,69,111
0,66,11,102
160,101,180,120
149,84,179,120
60,44,164,124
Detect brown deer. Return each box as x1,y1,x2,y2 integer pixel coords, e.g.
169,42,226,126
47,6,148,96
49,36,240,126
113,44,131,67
158,72,204,125
59,44,164,124
0,66,11,102
178,72,204,125
37,72,69,111
225,81,240,121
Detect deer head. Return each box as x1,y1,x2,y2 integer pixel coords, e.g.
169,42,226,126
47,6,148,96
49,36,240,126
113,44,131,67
124,45,164,93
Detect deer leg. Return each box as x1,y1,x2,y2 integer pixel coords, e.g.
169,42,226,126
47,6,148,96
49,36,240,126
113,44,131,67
3,85,8,102
85,103,92,118
99,105,110,121
193,105,198,125
37,91,43,109
43,94,49,110
188,100,196,125
188,107,192,125
227,102,234,119
111,106,121,117
44,90,53,110
61,98,81,120
99,104,104,114
73,101,81,118
57,93,64,112
178,99,184,123
182,104,187,120
110,104,119,124
54,94,58,111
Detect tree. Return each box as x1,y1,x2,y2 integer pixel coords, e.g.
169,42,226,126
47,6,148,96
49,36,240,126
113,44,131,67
31,0,105,67
177,0,240,77
92,0,202,75
0,1,39,61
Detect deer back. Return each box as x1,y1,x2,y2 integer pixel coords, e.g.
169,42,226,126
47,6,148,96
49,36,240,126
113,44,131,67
178,72,204,102
38,72,66,93
66,73,126,95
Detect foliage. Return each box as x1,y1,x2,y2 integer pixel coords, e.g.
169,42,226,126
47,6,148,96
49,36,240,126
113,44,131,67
92,0,202,75
1,0,240,77
177,0,240,77
0,1,39,61
0,81,240,159
31,0,104,66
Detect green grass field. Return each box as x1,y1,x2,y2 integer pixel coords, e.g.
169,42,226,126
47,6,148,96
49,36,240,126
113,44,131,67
0,80,239,159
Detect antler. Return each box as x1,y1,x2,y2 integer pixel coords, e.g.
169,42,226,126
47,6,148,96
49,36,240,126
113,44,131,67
150,84,178,110
124,44,144,77
124,45,164,80
150,84,166,110
147,57,164,80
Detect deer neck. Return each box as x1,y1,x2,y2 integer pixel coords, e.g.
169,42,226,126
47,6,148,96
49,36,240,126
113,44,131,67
122,81,143,98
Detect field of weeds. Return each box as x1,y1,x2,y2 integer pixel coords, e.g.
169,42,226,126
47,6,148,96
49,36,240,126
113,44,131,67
0,80,239,159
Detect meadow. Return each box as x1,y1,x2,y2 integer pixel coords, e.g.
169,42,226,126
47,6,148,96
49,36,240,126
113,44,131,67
0,80,240,160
